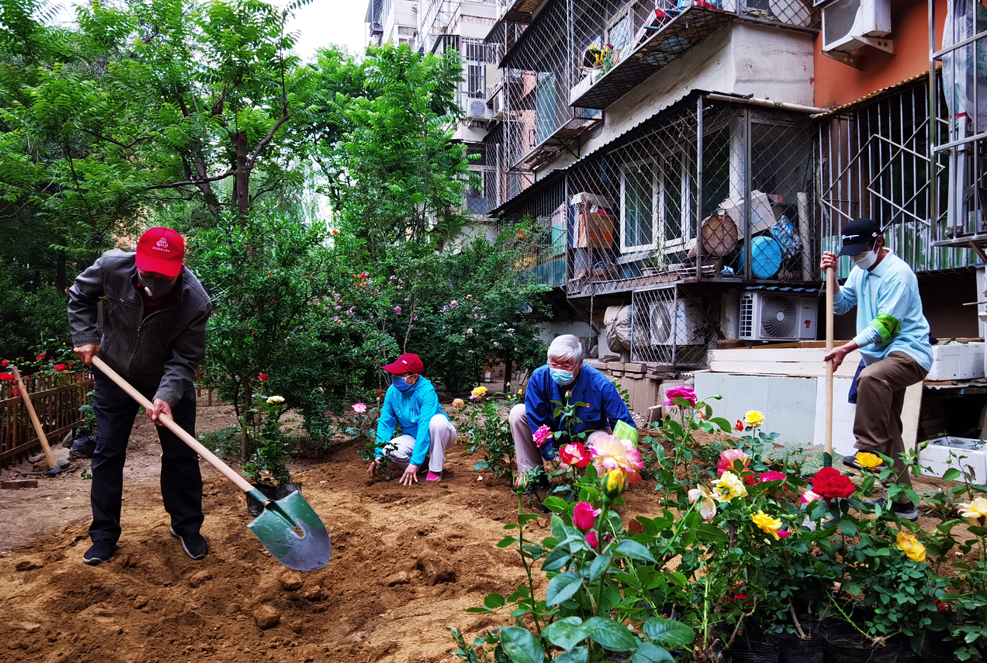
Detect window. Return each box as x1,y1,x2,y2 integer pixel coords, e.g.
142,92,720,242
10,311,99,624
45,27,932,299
397,26,415,36
620,155,692,253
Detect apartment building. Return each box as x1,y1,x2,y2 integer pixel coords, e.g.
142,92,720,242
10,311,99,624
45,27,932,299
366,0,419,48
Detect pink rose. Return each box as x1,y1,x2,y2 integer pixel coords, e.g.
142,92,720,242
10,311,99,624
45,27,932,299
663,386,697,408
777,529,791,540
717,448,750,476
572,501,601,530
801,490,822,505
584,530,599,549
533,425,553,448
352,403,367,414
759,471,788,498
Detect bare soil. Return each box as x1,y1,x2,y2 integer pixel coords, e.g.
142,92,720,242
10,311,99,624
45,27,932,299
0,403,959,663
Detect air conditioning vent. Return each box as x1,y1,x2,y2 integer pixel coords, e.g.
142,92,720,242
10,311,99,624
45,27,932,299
822,0,891,53
642,300,704,347
739,292,818,342
469,100,487,117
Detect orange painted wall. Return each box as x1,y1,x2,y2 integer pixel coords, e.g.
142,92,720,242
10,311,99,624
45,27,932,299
814,0,947,110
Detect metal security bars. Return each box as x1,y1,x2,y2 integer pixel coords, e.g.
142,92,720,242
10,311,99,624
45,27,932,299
819,78,976,274
629,284,720,366
499,175,569,288
562,96,816,297
930,0,987,256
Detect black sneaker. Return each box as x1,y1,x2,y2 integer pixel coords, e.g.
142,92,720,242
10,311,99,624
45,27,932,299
170,528,209,560
83,540,115,565
865,498,919,522
842,454,863,470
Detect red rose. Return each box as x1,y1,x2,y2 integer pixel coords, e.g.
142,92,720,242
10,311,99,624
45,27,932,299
258,373,269,381
735,419,744,431
0,360,8,367
36,353,46,360
53,364,66,372
811,467,856,501
0,372,13,381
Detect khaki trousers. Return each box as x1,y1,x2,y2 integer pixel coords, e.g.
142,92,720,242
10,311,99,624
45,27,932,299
385,414,457,473
852,351,927,489
510,403,611,474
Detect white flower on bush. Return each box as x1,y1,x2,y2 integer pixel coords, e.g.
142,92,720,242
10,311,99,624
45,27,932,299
266,396,285,405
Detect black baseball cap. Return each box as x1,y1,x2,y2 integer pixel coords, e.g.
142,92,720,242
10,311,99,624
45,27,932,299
839,218,881,256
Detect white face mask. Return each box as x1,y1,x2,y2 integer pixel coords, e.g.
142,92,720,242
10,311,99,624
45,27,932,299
852,247,878,270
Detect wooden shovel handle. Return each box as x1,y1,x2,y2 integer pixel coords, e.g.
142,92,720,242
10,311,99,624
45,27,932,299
825,266,835,459
11,366,57,470
91,356,254,494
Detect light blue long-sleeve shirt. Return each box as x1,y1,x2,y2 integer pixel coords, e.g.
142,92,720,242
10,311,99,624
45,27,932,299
832,251,933,371
374,377,449,467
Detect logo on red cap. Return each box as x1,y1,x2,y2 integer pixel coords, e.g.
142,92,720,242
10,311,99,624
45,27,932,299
136,227,185,278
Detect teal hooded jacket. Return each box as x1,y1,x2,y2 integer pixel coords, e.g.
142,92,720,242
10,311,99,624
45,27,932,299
374,377,449,467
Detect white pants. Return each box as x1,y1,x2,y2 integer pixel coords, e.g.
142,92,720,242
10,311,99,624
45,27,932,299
384,414,457,473
509,403,611,474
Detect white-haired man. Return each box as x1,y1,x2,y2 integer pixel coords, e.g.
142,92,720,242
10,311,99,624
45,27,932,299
510,335,634,482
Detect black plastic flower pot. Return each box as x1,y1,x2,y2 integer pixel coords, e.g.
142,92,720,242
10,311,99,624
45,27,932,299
824,624,904,663
729,640,780,663
766,629,826,663
275,482,301,500
922,632,961,663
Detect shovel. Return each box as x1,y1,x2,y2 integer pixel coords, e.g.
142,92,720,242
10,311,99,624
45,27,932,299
11,366,64,476
823,264,835,468
91,356,331,571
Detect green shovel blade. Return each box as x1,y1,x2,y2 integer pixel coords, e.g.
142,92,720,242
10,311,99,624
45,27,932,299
246,489,332,571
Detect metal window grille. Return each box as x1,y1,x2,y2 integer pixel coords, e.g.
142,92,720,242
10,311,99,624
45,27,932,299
930,0,987,253
820,78,977,273
629,284,719,366
560,96,816,298
499,176,569,288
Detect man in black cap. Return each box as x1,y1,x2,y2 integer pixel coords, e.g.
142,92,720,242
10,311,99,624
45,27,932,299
820,218,932,522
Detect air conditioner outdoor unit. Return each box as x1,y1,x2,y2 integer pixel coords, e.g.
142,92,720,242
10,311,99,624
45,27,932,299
646,300,705,347
821,0,891,53
739,292,818,342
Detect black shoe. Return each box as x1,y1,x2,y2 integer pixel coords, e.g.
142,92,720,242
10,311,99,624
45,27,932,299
865,498,919,522
83,540,115,565
170,528,208,560
842,454,863,470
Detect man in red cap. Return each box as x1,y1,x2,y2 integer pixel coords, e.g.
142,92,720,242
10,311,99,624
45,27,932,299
366,353,457,485
68,227,213,564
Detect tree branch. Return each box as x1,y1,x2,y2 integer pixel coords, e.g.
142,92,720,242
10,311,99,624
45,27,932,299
245,111,290,170
77,128,151,150
146,170,235,190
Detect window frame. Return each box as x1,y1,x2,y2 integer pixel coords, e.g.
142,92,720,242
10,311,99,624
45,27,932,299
619,151,693,254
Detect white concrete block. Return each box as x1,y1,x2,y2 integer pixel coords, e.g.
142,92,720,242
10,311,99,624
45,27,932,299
926,343,985,381
919,437,987,484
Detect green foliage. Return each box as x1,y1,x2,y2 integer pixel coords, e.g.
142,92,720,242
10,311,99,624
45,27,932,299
241,392,291,486
458,389,520,480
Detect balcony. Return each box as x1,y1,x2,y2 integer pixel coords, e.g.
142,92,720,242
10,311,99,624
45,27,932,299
569,5,736,110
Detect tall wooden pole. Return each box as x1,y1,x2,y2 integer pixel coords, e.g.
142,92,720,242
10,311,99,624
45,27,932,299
824,266,835,467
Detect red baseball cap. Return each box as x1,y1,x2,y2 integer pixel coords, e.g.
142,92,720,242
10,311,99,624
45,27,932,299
381,353,424,375
135,227,185,278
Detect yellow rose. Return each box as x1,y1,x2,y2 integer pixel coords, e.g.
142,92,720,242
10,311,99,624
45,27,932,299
959,497,987,526
896,530,926,563
855,452,883,469
751,510,782,540
471,386,488,398
452,398,466,410
743,410,764,428
603,468,627,498
713,471,748,502
266,395,285,405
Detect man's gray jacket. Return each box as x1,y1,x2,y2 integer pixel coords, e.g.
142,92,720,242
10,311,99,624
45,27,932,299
68,250,212,407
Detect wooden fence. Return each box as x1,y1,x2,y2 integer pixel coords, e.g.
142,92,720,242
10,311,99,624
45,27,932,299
0,371,94,470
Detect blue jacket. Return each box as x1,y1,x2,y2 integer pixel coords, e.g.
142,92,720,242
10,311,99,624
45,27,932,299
833,251,933,371
524,364,634,458
374,377,448,467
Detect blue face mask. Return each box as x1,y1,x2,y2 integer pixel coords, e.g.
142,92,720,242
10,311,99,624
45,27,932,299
550,369,575,386
392,375,414,392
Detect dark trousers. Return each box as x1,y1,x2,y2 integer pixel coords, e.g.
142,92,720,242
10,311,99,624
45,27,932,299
90,368,203,543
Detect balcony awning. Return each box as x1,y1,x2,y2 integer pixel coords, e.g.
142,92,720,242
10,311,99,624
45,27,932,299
569,6,735,111
513,115,603,171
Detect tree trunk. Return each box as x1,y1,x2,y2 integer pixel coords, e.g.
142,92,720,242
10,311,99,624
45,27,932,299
234,131,250,218
55,250,68,292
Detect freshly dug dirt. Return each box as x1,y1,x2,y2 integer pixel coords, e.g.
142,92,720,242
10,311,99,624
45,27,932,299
0,403,953,663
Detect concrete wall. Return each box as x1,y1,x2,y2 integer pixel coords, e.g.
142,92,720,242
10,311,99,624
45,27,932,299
537,22,815,177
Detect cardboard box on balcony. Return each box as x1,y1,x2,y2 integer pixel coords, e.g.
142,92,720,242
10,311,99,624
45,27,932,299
576,211,615,248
